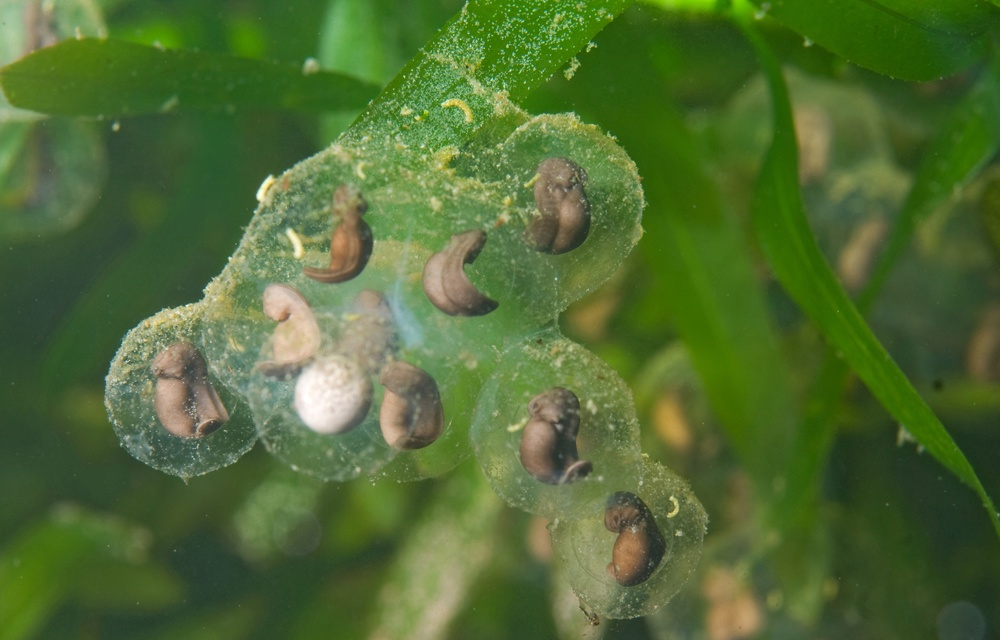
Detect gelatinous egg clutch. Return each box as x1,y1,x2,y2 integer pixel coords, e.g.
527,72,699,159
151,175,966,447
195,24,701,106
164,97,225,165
105,112,707,617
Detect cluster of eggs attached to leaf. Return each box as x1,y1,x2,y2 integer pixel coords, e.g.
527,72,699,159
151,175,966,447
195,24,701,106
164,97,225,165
105,113,706,618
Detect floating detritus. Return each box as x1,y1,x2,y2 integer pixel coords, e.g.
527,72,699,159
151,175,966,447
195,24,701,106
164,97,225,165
519,387,592,484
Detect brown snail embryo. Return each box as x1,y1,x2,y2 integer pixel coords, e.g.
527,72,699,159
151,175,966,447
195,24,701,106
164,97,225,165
519,387,593,484
604,491,667,587
303,184,373,283
526,157,591,254
151,341,229,438
258,283,321,377
379,361,445,450
422,229,499,316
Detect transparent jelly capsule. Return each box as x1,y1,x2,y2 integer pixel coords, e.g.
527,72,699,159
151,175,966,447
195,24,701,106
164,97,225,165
548,459,708,619
452,113,645,327
471,329,643,520
105,305,256,479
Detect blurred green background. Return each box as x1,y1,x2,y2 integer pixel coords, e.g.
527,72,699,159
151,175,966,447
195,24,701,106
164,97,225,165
2,0,1000,638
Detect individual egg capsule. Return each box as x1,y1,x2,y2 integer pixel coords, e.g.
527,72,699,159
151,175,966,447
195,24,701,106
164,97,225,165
293,355,372,434
151,341,229,438
519,387,592,484
525,157,591,254
548,460,707,619
604,491,666,587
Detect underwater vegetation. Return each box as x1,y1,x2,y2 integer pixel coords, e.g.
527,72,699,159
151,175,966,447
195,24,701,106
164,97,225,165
3,0,1000,638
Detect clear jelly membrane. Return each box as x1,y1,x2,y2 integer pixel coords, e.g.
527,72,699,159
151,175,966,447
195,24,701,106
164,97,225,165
103,107,711,617
105,305,256,479
471,330,643,521
549,459,708,619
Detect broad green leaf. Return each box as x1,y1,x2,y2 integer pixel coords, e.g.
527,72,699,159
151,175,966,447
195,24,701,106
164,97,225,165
0,38,380,117
746,27,1000,539
748,0,997,81
0,505,181,640
0,118,106,240
317,0,392,84
0,0,107,240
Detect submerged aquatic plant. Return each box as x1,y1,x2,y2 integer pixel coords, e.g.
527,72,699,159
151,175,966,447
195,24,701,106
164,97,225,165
5,0,1000,635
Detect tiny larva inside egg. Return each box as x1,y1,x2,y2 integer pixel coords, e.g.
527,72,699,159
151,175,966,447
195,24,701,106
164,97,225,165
519,387,592,484
151,341,229,438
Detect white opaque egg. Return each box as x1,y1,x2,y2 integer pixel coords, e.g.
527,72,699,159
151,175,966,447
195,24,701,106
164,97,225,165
294,355,373,434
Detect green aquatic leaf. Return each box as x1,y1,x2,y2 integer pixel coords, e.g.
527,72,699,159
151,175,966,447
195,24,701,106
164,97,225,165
748,0,997,80
0,505,182,640
0,37,380,116
345,0,636,148
635,104,797,490
0,118,106,240
860,59,1000,311
779,54,1000,525
0,0,107,240
747,27,1000,539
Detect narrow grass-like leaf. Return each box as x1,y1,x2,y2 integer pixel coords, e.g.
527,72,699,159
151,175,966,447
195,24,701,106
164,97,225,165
748,0,996,81
0,38,380,117
746,28,1000,539
630,108,798,489
778,55,1000,525
860,60,1000,311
